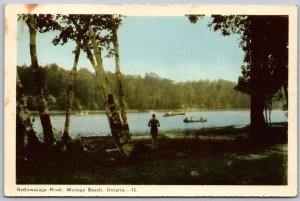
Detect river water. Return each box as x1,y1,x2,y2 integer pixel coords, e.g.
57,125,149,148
31,110,287,138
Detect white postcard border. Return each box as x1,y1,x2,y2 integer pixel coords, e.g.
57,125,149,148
4,4,298,197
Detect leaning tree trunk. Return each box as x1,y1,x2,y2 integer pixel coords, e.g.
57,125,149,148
27,15,55,147
88,25,133,158
112,29,131,139
16,72,40,160
84,42,107,105
62,41,81,142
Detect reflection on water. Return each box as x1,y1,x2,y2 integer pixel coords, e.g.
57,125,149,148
32,110,287,138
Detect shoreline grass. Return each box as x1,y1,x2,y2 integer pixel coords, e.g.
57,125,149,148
17,124,288,185
28,108,256,115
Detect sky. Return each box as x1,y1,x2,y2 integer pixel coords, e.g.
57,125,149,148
17,16,245,82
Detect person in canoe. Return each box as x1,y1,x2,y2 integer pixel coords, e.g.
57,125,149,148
148,114,160,148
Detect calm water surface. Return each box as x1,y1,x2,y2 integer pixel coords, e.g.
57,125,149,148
32,110,287,138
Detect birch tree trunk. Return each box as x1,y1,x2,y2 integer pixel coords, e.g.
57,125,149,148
84,42,107,105
16,72,40,159
112,29,131,139
27,15,55,147
88,25,133,158
62,41,81,142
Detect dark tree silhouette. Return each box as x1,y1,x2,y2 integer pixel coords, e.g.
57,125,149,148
16,72,40,160
188,15,288,135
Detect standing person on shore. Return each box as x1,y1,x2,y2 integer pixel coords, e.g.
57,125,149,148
148,114,160,148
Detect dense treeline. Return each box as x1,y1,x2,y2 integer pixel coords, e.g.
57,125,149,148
18,63,251,111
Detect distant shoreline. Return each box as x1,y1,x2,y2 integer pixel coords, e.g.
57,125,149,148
29,109,255,115
27,108,288,116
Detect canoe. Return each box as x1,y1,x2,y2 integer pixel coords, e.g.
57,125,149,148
163,112,186,117
183,118,207,123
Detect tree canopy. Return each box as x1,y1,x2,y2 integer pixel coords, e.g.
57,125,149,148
17,64,253,111
187,15,288,133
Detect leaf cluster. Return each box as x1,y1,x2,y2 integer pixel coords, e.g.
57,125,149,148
18,14,125,57
186,15,205,24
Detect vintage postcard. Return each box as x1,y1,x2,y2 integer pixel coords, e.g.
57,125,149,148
4,4,297,197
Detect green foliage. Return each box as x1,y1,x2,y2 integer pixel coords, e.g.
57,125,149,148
186,15,205,24
18,64,250,111
208,15,247,36
48,14,124,58
203,15,288,131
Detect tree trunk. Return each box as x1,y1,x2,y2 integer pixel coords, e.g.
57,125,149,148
112,29,131,139
249,55,267,135
250,92,266,135
88,25,133,158
248,17,268,136
62,41,81,142
16,72,40,160
84,42,108,105
264,102,268,125
27,15,55,147
283,83,288,108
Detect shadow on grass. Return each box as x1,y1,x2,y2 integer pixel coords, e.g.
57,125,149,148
17,124,287,185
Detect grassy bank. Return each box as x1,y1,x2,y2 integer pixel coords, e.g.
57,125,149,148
17,125,287,185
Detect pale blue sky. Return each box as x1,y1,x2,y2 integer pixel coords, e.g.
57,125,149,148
17,16,244,82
